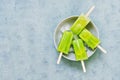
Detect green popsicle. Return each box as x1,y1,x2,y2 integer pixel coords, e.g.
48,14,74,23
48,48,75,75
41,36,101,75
72,39,88,61
70,14,90,35
57,31,73,54
79,29,100,50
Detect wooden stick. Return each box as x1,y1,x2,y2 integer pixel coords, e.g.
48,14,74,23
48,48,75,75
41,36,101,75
57,6,95,65
85,6,95,17
81,60,86,72
57,52,63,64
97,45,107,54
85,6,107,54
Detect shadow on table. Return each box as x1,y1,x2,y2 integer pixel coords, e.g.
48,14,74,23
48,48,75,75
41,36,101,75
61,48,102,72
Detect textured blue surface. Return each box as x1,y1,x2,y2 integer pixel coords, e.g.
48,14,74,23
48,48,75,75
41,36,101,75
0,0,120,80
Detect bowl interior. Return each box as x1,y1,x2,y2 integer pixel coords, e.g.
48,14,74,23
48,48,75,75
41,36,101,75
54,16,99,61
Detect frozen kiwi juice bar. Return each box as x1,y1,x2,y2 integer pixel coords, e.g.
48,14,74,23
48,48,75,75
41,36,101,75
57,31,73,54
72,39,88,60
79,29,100,50
70,14,90,35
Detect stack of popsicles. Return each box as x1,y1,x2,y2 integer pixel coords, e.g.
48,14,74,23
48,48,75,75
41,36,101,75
56,6,107,72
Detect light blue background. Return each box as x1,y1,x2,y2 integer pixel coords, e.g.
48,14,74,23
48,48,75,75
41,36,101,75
0,0,120,80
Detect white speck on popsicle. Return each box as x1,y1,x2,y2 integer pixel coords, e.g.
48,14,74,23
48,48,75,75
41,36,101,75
61,25,70,33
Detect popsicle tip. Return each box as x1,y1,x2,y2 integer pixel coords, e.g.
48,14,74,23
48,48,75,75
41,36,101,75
81,60,86,73
57,61,60,64
57,52,63,64
97,45,107,54
104,50,107,54
86,5,95,17
83,68,86,73
103,51,107,54
91,5,95,9
57,59,60,64
84,70,86,73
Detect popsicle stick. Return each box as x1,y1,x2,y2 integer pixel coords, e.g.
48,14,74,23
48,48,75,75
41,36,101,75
97,45,107,54
57,52,63,64
85,6,95,17
81,60,86,72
